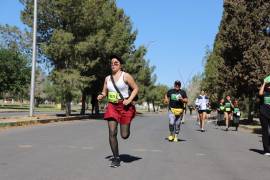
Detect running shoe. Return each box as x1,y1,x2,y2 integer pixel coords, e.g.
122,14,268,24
168,135,174,141
173,135,178,142
110,157,121,168
264,152,270,156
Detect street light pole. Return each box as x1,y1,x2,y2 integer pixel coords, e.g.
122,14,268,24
29,0,38,117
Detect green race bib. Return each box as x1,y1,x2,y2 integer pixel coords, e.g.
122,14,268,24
108,92,119,103
234,108,240,113
171,93,181,101
171,94,178,101
264,97,270,105
225,102,231,111
225,107,231,112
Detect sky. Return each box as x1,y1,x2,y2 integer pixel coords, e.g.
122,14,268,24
0,0,224,87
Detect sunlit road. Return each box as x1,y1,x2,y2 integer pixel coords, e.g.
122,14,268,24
0,113,269,180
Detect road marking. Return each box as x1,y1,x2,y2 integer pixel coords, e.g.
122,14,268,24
82,146,94,150
151,149,162,152
133,148,147,152
133,148,162,153
196,153,206,156
18,145,33,148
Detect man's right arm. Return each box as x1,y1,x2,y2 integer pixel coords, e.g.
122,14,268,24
164,91,170,104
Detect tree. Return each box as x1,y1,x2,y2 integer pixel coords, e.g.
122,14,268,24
0,48,31,99
20,0,137,115
34,67,47,107
125,46,156,105
203,0,270,119
187,73,203,105
0,24,31,58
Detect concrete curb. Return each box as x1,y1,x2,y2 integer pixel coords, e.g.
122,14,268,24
0,115,94,128
210,119,261,133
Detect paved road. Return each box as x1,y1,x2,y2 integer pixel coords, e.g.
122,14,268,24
0,113,269,180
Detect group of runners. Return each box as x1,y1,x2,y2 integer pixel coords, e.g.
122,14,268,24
97,55,270,168
216,96,241,131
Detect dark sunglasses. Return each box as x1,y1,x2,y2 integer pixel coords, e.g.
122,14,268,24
111,62,120,66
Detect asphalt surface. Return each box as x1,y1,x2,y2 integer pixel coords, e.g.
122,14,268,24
0,113,269,180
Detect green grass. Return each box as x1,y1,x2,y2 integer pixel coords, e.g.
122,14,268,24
0,103,83,112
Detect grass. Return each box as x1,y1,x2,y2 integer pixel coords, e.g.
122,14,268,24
0,103,82,112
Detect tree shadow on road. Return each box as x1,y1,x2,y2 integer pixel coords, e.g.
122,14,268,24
56,113,104,120
105,154,142,163
249,148,265,155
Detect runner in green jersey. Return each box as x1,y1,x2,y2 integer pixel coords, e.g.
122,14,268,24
259,79,270,156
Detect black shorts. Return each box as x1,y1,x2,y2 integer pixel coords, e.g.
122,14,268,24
198,110,207,114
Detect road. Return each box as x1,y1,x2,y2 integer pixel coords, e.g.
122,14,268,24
0,113,269,180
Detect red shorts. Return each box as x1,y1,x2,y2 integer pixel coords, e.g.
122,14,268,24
104,101,136,124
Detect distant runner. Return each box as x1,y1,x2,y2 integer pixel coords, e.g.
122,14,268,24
195,90,209,132
232,99,241,131
224,95,234,131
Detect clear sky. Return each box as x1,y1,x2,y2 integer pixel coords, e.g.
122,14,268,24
0,0,224,87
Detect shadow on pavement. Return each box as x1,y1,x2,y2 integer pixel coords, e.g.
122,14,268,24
164,138,186,142
251,128,262,134
56,113,104,120
249,148,265,155
106,154,142,163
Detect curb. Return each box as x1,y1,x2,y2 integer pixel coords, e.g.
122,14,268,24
0,115,95,128
239,124,261,134
210,119,261,133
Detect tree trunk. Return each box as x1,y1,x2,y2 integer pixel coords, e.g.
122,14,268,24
65,93,72,116
152,101,156,112
147,101,150,112
80,90,86,115
61,100,65,110
248,93,254,122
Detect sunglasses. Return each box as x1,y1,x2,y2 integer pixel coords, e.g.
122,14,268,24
111,62,120,66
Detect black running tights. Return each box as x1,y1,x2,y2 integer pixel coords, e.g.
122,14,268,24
108,120,130,158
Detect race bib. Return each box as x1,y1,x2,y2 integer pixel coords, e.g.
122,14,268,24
220,106,225,111
236,112,241,116
264,97,270,105
171,108,183,116
108,92,119,103
234,108,240,113
225,108,231,112
171,94,178,101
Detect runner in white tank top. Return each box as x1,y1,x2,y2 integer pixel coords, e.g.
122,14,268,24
97,55,139,168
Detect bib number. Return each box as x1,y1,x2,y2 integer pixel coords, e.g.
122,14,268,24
108,92,119,103
171,94,181,101
171,108,183,116
264,97,270,105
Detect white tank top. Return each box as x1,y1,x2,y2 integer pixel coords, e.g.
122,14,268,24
107,72,129,99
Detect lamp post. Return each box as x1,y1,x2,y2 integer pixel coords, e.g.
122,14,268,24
29,0,38,117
